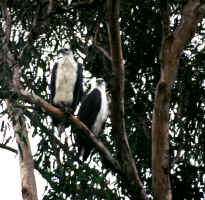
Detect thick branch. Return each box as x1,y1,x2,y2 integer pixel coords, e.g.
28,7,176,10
173,0,201,55
161,0,205,84
107,0,127,166
160,0,170,37
107,0,147,199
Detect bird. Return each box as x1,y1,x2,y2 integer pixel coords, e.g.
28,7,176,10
49,48,83,130
75,78,109,161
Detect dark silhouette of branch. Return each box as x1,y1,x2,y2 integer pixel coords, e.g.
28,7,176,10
47,129,73,168
136,116,151,139
160,0,170,37
94,44,112,61
69,0,96,7
0,143,18,154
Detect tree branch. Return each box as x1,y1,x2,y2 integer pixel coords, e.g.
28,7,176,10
160,0,204,85
0,143,18,154
69,0,96,7
172,0,202,57
160,0,170,37
107,0,147,199
1,4,11,45
47,129,73,167
94,44,112,61
65,0,104,9
52,0,105,15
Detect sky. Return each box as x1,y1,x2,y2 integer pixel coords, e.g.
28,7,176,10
0,148,22,199
0,134,47,200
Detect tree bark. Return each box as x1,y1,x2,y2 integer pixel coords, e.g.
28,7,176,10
7,102,38,200
152,1,205,199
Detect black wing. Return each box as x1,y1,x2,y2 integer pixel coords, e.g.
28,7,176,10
49,62,60,126
72,63,83,111
78,88,101,130
76,88,102,161
49,62,58,105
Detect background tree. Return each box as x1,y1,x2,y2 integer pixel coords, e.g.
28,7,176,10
0,0,205,200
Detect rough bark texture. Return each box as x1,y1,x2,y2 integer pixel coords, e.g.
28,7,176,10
107,0,147,199
7,102,38,200
152,1,205,199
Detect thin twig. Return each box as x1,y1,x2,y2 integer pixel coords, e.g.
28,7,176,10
0,143,18,154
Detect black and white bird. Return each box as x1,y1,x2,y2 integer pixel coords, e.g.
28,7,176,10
75,78,109,161
50,48,83,128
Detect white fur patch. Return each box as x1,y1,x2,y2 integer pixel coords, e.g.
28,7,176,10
53,56,78,105
92,85,109,135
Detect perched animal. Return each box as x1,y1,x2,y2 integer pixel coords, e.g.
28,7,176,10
75,78,109,161
50,48,83,128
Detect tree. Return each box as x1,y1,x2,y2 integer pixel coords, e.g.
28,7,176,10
0,0,205,199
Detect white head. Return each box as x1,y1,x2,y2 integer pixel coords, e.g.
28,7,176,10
58,48,74,58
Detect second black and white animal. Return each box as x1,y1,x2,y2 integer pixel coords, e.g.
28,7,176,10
50,48,83,127
75,78,109,161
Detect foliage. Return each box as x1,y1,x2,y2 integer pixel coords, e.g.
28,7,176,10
0,0,204,199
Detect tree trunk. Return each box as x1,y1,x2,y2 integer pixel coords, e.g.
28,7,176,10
1,3,38,199
8,102,38,200
152,0,204,199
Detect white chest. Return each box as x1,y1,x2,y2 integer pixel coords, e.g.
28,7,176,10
54,57,78,105
92,89,109,135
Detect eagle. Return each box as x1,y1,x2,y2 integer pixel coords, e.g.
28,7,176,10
50,48,83,130
75,78,109,161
